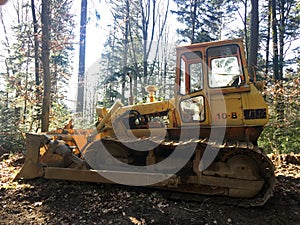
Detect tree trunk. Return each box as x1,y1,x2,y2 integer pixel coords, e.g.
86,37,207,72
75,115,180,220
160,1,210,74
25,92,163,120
128,73,134,105
244,0,249,54
265,0,272,76
163,61,167,98
191,0,198,43
76,0,87,114
140,0,149,97
248,0,259,81
41,0,51,132
134,73,138,103
278,0,285,80
272,0,279,80
128,15,139,103
122,0,130,104
31,0,40,87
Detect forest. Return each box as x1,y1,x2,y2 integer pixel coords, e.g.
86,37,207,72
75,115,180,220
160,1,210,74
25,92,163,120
0,1,300,225
0,0,299,156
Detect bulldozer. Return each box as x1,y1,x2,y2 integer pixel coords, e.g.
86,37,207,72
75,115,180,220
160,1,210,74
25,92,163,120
16,38,275,206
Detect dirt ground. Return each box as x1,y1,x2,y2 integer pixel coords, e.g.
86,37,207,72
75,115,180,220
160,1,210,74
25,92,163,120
0,152,299,225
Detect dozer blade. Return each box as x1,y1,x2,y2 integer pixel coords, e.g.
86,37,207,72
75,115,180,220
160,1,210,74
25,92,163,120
15,131,93,181
14,133,48,180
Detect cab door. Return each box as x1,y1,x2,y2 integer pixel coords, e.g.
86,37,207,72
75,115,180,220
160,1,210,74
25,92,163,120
176,50,209,127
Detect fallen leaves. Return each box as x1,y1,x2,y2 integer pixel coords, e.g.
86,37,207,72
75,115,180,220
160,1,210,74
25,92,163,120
129,216,146,225
0,153,299,225
34,201,43,207
0,153,32,190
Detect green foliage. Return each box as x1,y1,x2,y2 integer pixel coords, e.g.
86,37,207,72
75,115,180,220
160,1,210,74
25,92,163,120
0,103,25,151
49,102,72,131
172,0,239,43
258,77,300,154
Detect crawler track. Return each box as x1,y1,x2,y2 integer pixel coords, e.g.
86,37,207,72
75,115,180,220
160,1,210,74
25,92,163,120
85,136,276,207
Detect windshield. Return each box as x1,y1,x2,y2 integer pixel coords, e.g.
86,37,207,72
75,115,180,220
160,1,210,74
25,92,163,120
207,45,244,88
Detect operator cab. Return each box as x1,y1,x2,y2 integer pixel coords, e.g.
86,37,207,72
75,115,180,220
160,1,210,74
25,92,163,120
175,39,252,127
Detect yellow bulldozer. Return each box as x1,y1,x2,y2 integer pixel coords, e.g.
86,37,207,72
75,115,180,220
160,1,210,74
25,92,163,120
16,39,275,206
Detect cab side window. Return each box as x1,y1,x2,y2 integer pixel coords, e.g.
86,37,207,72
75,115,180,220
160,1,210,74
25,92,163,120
180,51,203,94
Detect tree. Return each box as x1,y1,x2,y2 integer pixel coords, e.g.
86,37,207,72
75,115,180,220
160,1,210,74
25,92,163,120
264,0,272,76
257,0,300,154
172,0,209,43
266,0,300,80
0,0,75,135
106,0,131,104
76,0,87,114
272,0,280,80
172,0,238,43
100,0,171,104
122,0,130,103
31,0,40,88
135,0,170,96
248,0,259,81
41,0,51,132
277,0,299,79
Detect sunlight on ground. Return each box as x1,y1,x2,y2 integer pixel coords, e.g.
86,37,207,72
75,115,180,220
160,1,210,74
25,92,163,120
0,153,33,190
